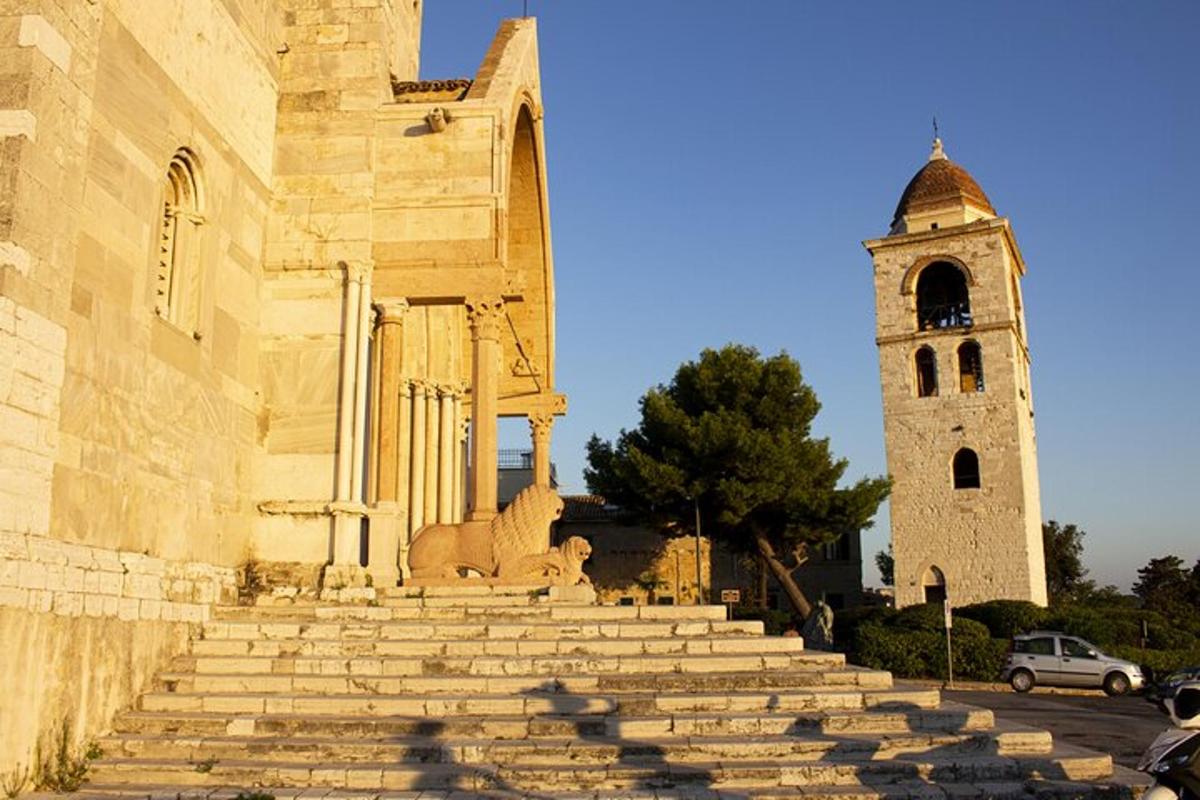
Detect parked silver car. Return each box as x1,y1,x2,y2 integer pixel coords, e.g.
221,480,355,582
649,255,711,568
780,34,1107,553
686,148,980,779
1002,630,1145,696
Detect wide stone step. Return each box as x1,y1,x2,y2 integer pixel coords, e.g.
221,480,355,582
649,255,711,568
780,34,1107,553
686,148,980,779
592,666,892,692
128,686,938,722
46,779,1147,800
199,618,764,641
169,650,838,678
151,664,883,697
84,749,1115,791
210,603,730,623
98,726,1053,765
189,632,799,658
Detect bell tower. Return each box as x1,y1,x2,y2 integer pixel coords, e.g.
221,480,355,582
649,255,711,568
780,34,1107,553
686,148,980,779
864,139,1047,608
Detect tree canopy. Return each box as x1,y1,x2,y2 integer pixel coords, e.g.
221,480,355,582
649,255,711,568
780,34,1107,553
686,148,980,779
1041,520,1089,604
1133,555,1200,618
585,345,890,619
875,545,894,587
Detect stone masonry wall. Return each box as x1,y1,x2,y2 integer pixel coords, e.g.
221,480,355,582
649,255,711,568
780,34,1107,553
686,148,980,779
0,0,278,772
871,221,1047,608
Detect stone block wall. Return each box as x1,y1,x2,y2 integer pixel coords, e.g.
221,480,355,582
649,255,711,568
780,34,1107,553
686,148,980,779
870,221,1046,609
0,0,279,771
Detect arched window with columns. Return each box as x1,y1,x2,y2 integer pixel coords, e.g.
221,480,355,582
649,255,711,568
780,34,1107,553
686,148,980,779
156,148,204,333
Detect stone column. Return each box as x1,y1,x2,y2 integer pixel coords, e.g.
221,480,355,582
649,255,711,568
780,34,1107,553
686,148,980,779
529,412,555,488
423,383,439,525
332,263,367,567
397,379,413,532
409,380,427,534
371,300,409,503
334,264,364,505
350,270,373,503
437,385,455,523
465,297,504,522
452,398,466,523
366,300,408,586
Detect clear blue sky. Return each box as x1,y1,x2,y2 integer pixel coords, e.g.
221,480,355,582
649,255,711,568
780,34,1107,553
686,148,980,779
421,2,1200,590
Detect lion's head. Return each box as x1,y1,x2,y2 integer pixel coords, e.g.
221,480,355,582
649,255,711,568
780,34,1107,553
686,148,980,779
562,536,592,565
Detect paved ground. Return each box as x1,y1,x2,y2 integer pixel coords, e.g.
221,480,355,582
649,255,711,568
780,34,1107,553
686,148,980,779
941,686,1168,768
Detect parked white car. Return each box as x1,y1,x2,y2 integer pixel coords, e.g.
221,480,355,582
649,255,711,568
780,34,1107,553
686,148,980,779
1002,630,1145,696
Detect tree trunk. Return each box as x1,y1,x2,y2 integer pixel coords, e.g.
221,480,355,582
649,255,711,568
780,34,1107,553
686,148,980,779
756,554,768,608
754,532,814,620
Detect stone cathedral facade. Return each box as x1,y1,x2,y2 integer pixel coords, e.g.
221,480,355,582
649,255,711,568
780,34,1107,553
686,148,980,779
865,140,1048,609
0,0,563,766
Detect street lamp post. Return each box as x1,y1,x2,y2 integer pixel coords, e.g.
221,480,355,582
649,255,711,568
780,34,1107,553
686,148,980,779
694,497,705,605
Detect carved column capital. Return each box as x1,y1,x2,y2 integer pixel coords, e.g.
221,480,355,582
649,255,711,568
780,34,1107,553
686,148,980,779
528,412,555,443
342,260,371,284
373,298,410,326
410,378,430,397
466,296,505,341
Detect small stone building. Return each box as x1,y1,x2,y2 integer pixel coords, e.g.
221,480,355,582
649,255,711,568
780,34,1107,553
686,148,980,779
708,532,864,612
554,496,711,606
865,139,1048,609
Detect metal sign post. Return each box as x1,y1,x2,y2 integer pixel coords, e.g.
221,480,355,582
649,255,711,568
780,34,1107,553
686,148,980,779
721,589,740,621
943,598,955,689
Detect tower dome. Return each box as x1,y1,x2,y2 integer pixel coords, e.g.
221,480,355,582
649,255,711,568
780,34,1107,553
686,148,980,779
890,139,996,233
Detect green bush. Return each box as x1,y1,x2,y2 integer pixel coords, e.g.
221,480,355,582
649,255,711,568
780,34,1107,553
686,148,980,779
956,600,1047,638
840,596,1197,683
832,604,895,647
1039,605,1198,652
893,602,947,632
853,623,933,678
1109,646,1200,680
850,619,1006,681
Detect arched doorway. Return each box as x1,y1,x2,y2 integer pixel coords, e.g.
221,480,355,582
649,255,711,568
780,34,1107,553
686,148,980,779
922,565,947,604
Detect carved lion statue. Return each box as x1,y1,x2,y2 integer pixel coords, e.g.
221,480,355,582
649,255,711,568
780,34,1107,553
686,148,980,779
500,535,592,586
408,484,575,584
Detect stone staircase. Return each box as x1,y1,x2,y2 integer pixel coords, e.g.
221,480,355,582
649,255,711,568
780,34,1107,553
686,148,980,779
67,587,1143,799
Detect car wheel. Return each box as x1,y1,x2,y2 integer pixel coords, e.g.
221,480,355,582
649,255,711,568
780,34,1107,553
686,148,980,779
1104,672,1131,697
1010,669,1035,693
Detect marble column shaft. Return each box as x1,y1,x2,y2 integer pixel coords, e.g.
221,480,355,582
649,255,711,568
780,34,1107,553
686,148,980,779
423,385,438,525
437,386,456,524
409,380,427,533
529,412,554,488
372,301,409,503
466,297,504,521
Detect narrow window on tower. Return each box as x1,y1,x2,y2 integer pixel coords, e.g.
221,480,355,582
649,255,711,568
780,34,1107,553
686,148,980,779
952,448,981,489
156,148,204,335
958,341,984,393
915,261,971,330
915,346,938,397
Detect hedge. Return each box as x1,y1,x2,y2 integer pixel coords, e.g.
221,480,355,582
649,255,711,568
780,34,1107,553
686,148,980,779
851,618,1007,681
842,599,1200,683
1109,646,1200,680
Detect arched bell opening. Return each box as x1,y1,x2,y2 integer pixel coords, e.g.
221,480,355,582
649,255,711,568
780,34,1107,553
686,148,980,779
915,261,971,331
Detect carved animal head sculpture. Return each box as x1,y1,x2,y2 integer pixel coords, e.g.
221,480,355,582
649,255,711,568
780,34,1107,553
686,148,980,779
425,107,448,133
